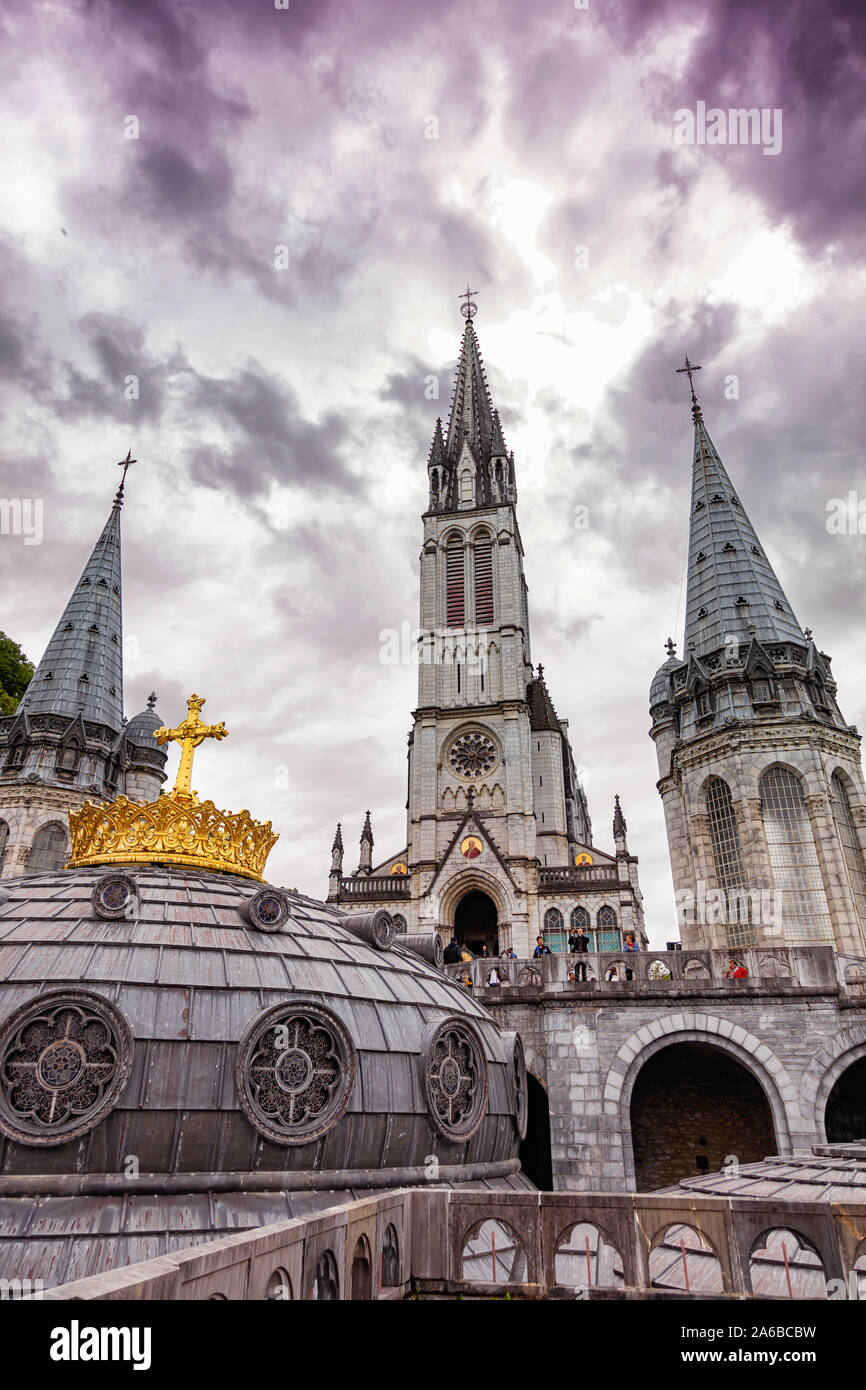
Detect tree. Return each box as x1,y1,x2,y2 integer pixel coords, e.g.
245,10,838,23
0,633,34,716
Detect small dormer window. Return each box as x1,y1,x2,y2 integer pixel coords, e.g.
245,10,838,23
697,691,712,718
7,743,25,768
97,579,108,588
60,744,80,772
711,493,723,502
735,596,748,607
81,578,91,586
63,622,73,631
113,585,120,595
752,679,769,703
694,500,705,511
79,673,90,683
696,550,706,563
44,671,53,680
111,633,118,643
730,496,740,507
774,599,785,611
722,542,736,552
697,606,708,619
88,624,99,633
751,545,761,556
109,685,117,696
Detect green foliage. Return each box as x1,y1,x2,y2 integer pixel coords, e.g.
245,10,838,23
0,632,34,716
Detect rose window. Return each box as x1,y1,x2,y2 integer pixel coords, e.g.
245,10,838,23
238,1003,355,1144
424,1020,488,1141
0,992,132,1146
449,731,497,780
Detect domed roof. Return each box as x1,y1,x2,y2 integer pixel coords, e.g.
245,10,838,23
649,657,680,709
124,705,162,745
0,862,525,1286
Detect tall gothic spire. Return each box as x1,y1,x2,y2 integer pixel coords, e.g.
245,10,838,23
23,482,126,732
444,317,496,464
682,375,803,657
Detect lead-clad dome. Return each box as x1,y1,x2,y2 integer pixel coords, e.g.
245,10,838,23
0,862,524,1287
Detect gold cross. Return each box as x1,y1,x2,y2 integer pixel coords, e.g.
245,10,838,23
154,693,228,801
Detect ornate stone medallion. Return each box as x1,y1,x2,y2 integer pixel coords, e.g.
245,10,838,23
0,992,133,1146
423,1019,488,1141
237,1002,356,1145
449,731,497,780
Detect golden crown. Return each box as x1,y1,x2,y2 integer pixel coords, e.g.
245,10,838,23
67,694,279,881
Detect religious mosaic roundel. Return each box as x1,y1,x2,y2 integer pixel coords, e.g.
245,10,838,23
237,1002,356,1145
423,1019,488,1142
0,991,133,1146
449,730,497,780
91,872,137,920
500,1030,528,1140
245,887,292,933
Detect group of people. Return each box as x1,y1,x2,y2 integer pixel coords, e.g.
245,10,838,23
533,928,641,981
442,931,750,988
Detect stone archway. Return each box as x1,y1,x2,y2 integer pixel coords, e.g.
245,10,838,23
604,1014,795,1190
454,889,498,955
630,1041,777,1191
519,1073,552,1189
825,1056,866,1142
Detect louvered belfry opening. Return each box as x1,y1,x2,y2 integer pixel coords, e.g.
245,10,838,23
446,537,465,627
474,536,494,625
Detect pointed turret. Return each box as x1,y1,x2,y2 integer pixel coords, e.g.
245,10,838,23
24,492,125,731
426,416,448,510
328,822,344,900
684,394,803,657
613,794,627,845
356,811,374,876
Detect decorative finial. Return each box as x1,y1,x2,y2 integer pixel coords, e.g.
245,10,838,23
665,637,677,659
153,693,228,802
804,627,813,641
537,663,544,679
459,284,478,321
114,448,137,506
146,691,157,710
676,356,702,417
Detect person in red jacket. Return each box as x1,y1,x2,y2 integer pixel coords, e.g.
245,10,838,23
725,958,749,979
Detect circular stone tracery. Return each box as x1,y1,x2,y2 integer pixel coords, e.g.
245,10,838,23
424,1020,488,1141
237,1003,356,1145
449,731,497,780
0,992,132,1146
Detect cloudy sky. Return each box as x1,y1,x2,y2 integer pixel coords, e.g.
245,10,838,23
1,0,864,943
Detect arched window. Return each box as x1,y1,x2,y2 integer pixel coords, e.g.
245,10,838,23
473,534,494,625
27,822,69,875
596,905,620,952
543,907,566,953
58,741,81,773
570,905,594,949
6,740,25,769
445,536,465,628
760,766,833,943
706,777,755,948
381,1224,400,1287
0,819,8,873
830,772,866,927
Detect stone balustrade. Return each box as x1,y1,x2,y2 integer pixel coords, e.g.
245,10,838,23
444,945,843,993
41,1187,866,1301
337,874,410,899
538,865,620,889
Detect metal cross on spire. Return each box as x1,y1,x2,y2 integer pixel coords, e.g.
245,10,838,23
114,448,137,505
676,356,702,403
459,284,478,321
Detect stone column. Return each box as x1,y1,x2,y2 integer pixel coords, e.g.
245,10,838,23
805,790,858,953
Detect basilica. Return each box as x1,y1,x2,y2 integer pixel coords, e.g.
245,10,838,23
327,302,646,960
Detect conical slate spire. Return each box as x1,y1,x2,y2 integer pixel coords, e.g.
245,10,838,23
24,495,125,731
360,810,373,845
613,794,627,840
332,822,344,852
490,408,507,456
444,318,496,464
684,400,803,656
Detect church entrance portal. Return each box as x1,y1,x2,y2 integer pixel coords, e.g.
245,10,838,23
454,889,498,956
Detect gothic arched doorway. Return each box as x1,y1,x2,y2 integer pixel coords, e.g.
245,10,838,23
825,1057,866,1141
629,1042,776,1191
454,889,498,956
519,1073,552,1189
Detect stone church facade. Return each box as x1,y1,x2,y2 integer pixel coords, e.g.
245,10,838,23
328,308,647,960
